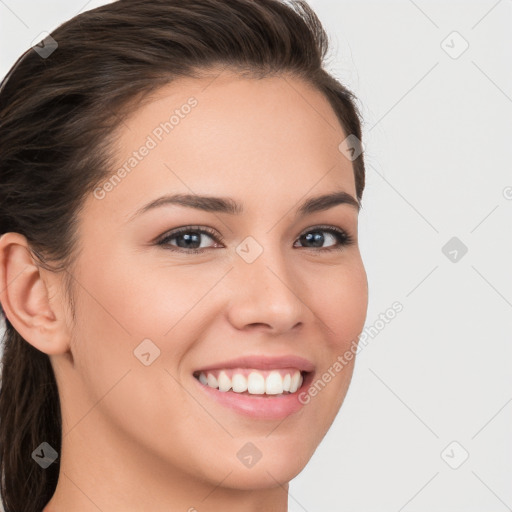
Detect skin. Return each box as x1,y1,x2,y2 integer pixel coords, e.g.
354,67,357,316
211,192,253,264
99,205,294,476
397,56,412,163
0,70,368,512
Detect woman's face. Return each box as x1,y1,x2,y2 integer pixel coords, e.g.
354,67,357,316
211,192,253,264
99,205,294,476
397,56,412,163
55,70,368,494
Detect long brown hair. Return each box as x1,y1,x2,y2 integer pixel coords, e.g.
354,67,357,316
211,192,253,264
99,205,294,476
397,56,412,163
0,1,366,510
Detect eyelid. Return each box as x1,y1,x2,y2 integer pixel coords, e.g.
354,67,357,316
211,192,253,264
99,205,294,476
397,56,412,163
295,224,355,248
155,225,222,245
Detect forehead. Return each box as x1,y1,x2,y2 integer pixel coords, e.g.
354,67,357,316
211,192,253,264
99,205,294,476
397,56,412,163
88,71,356,222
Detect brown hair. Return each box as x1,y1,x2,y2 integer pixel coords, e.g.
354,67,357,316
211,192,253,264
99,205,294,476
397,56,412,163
0,0,366,510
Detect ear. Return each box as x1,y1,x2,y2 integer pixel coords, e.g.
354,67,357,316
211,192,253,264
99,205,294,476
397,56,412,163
0,232,71,355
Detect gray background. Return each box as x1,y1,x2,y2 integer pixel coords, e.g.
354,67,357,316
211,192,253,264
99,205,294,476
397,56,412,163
1,1,511,510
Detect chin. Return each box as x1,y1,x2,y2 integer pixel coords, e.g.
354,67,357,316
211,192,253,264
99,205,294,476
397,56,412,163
215,441,314,490
220,461,306,491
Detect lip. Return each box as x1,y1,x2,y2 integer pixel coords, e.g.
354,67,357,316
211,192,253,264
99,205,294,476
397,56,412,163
193,369,315,420
193,354,316,374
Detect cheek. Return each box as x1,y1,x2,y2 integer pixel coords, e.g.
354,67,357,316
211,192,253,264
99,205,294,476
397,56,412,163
313,260,368,346
67,254,210,455
76,243,217,338
297,267,367,441
69,249,228,401
301,259,367,408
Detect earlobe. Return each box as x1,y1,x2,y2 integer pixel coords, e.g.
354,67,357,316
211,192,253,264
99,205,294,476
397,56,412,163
0,232,71,355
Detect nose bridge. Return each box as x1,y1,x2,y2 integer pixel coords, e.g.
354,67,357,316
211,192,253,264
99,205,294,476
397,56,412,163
235,231,292,290
226,233,306,332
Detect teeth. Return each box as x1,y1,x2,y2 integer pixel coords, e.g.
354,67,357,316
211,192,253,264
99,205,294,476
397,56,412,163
232,373,248,393
206,373,218,389
247,371,266,394
196,368,304,396
218,370,232,392
290,371,301,393
283,373,291,392
265,371,284,395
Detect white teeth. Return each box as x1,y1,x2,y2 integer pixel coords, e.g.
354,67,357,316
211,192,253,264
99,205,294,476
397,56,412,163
290,371,301,393
265,371,284,395
218,370,232,392
283,373,291,392
231,373,248,393
197,369,304,396
206,373,218,389
247,372,266,394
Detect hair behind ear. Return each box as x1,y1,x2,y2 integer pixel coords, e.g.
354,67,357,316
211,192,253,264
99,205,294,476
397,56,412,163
0,316,61,512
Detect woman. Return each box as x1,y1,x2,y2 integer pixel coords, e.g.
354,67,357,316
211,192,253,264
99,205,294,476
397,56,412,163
0,0,368,510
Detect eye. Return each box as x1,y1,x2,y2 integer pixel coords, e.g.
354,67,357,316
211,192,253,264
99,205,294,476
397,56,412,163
156,226,221,254
156,225,354,254
294,225,354,251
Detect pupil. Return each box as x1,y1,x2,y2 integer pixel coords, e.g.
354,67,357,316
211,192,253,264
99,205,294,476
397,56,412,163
178,233,200,249
303,232,324,248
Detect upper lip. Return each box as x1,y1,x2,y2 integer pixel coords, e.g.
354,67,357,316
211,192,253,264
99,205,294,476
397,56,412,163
194,354,315,374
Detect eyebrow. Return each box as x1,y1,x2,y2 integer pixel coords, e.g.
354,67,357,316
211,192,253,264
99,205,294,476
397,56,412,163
128,190,360,221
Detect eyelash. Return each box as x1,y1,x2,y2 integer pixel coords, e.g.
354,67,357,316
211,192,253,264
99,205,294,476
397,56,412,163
156,225,354,254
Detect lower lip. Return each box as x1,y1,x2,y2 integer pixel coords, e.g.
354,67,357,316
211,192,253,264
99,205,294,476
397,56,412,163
193,371,314,420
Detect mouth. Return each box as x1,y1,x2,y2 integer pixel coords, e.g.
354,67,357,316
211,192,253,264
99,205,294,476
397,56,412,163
192,367,315,419
190,354,315,419
192,368,313,397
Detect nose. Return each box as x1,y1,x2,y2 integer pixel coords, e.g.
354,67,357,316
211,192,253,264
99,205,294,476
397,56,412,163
226,243,307,335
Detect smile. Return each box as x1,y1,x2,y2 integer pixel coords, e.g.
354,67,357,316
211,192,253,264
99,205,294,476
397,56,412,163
192,368,315,420
193,367,304,396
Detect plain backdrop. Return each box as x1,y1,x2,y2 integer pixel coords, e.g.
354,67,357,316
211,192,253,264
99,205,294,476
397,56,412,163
1,1,511,511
